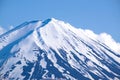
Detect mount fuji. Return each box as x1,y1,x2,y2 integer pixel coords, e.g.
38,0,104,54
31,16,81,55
0,18,120,80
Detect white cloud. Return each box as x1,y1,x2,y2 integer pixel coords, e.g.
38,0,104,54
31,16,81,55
98,33,120,54
0,26,6,35
84,29,120,54
9,25,14,30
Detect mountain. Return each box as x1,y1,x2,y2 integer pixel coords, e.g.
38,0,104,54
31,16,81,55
0,18,120,80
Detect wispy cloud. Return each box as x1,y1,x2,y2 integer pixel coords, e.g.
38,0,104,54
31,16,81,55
85,29,120,54
0,26,6,35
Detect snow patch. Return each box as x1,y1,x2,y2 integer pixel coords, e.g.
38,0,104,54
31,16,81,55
40,58,47,68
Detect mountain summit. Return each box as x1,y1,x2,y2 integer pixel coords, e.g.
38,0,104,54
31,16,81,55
0,18,120,80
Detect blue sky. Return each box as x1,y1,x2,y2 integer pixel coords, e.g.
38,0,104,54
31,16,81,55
0,0,120,42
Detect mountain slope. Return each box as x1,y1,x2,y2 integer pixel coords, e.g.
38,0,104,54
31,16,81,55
0,18,120,80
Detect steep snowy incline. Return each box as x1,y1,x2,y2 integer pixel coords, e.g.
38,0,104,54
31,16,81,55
0,18,120,80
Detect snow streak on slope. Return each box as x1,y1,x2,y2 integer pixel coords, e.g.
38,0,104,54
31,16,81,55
0,18,120,80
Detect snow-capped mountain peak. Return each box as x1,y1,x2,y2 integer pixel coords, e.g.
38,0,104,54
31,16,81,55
0,18,120,80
